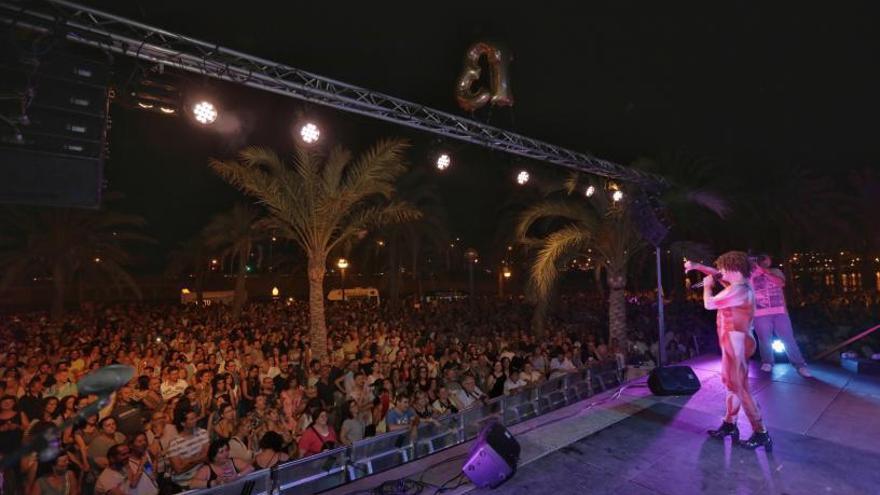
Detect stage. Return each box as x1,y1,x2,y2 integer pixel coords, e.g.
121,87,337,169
471,356,880,495
328,355,880,495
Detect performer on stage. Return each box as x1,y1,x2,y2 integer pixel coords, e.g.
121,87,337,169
686,251,772,450
687,254,811,377
751,253,811,377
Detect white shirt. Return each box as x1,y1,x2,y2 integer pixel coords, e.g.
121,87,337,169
96,465,158,495
160,379,188,401
455,386,485,409
503,378,527,395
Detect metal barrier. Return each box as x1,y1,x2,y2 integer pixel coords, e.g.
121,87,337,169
186,362,623,495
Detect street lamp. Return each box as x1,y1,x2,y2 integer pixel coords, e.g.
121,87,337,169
498,265,512,297
337,258,349,302
464,248,478,306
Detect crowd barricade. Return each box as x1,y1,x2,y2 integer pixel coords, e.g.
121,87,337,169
186,361,625,495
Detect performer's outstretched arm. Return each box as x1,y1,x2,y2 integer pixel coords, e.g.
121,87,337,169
703,279,748,310
685,260,720,277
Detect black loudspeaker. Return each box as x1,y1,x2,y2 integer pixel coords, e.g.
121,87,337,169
461,421,520,488
1,27,111,208
631,190,672,248
648,366,701,396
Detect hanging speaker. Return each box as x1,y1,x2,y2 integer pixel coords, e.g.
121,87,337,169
461,421,520,489
0,26,111,208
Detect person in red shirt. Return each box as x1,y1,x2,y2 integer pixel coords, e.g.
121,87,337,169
688,251,771,451
297,409,338,458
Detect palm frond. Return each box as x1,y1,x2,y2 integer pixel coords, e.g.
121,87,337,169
530,224,591,301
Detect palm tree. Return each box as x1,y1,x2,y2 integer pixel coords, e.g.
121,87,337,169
209,139,420,360
166,234,211,305
202,203,264,317
370,169,449,311
516,177,644,343
0,206,151,320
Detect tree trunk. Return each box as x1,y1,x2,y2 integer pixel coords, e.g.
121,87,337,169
308,254,329,361
607,268,628,346
232,248,249,317
195,269,205,306
51,262,66,322
411,238,423,304
531,297,547,339
388,234,401,312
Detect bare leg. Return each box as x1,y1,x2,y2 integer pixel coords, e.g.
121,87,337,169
727,331,764,432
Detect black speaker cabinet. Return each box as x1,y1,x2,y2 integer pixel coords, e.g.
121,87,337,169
462,421,521,488
648,366,701,396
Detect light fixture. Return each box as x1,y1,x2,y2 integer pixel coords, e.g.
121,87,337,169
181,288,191,294
300,122,320,143
585,185,596,197
192,101,218,125
771,339,785,353
271,286,280,297
159,107,176,114
93,257,101,263
436,153,451,171
612,190,624,202
337,258,349,270
503,268,512,279
516,170,530,185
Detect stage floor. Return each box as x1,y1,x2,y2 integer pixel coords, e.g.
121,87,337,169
472,356,880,495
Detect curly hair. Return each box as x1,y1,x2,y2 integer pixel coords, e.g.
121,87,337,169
715,251,751,278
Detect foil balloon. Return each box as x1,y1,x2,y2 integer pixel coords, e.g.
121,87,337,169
455,41,514,112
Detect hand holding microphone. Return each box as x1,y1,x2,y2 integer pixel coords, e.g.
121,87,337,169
692,272,723,290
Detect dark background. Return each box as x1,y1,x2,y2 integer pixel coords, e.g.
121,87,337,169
75,1,879,269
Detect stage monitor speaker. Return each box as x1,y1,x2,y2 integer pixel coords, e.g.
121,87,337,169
461,421,520,489
648,365,701,396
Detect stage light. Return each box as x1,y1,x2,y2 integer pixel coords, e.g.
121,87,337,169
300,122,320,143
516,170,530,185
585,185,596,197
772,339,785,353
436,153,451,171
612,190,624,202
192,101,218,125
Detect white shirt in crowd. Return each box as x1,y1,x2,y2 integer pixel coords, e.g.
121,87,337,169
160,379,188,401
455,385,486,409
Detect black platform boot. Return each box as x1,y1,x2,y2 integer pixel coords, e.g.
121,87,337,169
707,421,739,440
739,430,773,451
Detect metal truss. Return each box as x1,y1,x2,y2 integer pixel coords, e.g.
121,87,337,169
0,0,666,186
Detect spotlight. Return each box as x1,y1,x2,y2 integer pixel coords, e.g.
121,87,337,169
436,153,451,171
612,190,624,202
771,339,785,353
516,170,530,185
585,185,596,197
300,122,320,144
192,101,218,125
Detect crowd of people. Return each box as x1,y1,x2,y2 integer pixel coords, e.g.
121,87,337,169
0,286,871,495
0,296,633,495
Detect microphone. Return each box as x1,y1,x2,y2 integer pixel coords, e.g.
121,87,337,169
76,364,136,396
691,272,723,290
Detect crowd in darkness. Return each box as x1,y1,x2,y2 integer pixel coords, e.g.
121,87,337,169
2,288,873,495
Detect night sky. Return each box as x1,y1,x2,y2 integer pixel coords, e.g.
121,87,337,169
76,1,879,269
